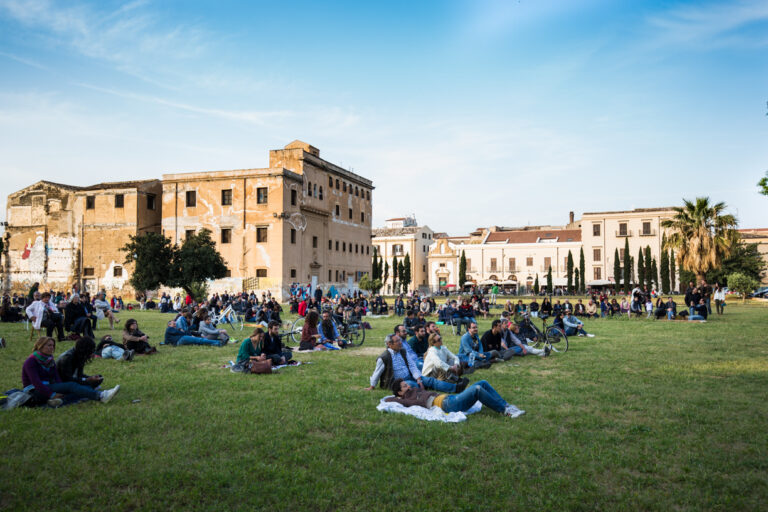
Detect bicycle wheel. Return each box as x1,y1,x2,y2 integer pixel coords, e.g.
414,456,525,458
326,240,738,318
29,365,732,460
545,326,568,353
290,316,305,344
345,322,365,347
234,313,244,331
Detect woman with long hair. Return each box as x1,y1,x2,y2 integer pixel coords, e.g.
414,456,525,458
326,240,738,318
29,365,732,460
123,319,156,354
300,310,327,351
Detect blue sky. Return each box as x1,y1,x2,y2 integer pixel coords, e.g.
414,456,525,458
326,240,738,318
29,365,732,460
0,0,766,234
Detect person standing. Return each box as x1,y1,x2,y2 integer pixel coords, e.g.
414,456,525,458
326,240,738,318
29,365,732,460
713,284,726,315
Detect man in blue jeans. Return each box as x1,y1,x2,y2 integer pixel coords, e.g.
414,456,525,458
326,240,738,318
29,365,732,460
366,334,467,392
164,319,226,346
562,311,595,337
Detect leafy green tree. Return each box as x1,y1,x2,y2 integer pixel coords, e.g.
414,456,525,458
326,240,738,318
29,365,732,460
121,232,176,296
459,251,467,288
614,248,621,294
402,253,412,292
728,272,759,303
758,170,768,196
670,249,677,292
169,229,228,299
707,242,766,286
623,238,631,293
546,266,553,295
358,274,381,294
660,235,670,294
566,250,574,293
644,246,652,289
579,248,586,293
533,275,540,295
662,197,739,282
391,255,398,293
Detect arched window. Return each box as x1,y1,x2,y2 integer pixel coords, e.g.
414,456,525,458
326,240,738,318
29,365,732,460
307,181,312,196
319,186,323,200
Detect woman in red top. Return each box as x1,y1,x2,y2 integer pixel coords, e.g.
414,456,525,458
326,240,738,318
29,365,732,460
299,310,327,351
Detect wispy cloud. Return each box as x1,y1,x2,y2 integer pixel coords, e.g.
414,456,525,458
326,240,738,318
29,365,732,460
646,0,768,48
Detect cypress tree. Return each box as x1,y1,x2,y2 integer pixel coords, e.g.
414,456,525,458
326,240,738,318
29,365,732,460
459,251,467,289
574,268,580,295
579,248,586,293
566,250,574,293
651,257,658,291
669,249,676,292
534,275,540,294
383,261,390,293
402,253,412,292
397,260,405,293
637,248,644,290
623,238,631,293
614,248,621,294
371,248,379,280
392,254,398,293
546,266,553,295
660,247,670,294
644,246,652,289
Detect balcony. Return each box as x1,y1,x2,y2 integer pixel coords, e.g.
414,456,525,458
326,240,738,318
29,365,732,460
639,229,657,237
615,230,633,237
486,266,500,273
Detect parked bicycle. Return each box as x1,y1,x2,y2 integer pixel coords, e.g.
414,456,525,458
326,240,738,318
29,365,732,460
518,313,568,353
211,303,244,332
289,308,366,347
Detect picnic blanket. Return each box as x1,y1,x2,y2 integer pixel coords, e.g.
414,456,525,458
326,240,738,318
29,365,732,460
376,396,482,423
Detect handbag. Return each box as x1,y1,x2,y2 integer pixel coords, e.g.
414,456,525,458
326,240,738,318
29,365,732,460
248,359,273,374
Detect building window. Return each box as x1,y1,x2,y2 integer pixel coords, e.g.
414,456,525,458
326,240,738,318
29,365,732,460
314,184,317,197
113,266,122,277
185,229,195,239
256,269,267,278
508,258,516,271
393,244,404,255
329,270,332,280
291,189,297,206
594,267,602,280
336,179,340,189
355,186,359,196
618,222,628,236
313,236,318,248
526,257,533,267
343,242,346,252
115,194,124,208
335,270,339,281
423,264,426,272
257,187,268,204
490,258,497,271
335,205,340,216
186,191,196,207
290,268,297,278
367,190,370,200
307,182,312,196
642,221,652,235
593,248,601,261
221,228,232,244
423,246,426,253
619,248,625,260
290,229,296,244
336,241,339,251
319,186,323,200
439,263,446,268
86,196,95,209
83,267,95,277
355,244,358,254
147,194,156,210
257,227,268,243
343,182,347,192
221,189,232,206
366,246,369,255
328,239,332,250
544,257,551,270
329,176,333,187
361,212,365,223
593,223,601,236
348,208,353,220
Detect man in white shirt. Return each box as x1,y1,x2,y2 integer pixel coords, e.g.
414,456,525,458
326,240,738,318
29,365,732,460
26,291,64,340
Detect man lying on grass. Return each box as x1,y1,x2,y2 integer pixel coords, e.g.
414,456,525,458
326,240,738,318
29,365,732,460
385,378,525,419
366,334,468,393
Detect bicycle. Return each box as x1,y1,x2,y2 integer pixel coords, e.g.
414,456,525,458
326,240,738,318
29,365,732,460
289,310,366,347
519,313,568,353
212,304,244,332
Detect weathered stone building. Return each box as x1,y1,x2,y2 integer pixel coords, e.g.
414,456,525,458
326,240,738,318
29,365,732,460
161,141,373,299
2,179,161,294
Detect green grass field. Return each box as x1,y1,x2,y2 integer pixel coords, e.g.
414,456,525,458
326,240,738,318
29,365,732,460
1,302,767,511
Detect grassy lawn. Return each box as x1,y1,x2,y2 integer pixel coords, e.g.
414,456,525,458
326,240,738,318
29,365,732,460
1,301,767,511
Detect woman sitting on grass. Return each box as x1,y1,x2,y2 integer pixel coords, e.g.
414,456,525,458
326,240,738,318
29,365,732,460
299,310,328,351
22,336,120,407
421,333,462,382
57,336,123,391
620,298,630,318
385,378,525,418
123,318,157,354
234,327,266,370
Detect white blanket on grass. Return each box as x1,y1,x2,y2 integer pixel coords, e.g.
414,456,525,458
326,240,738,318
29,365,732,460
376,396,482,423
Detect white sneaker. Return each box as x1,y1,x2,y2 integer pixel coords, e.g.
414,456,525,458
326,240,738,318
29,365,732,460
504,405,526,418
587,333,595,338
47,397,63,407
100,385,120,403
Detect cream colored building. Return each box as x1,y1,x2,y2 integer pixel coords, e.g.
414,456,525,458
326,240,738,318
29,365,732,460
2,179,162,294
738,228,768,285
579,207,676,287
162,141,373,299
372,217,434,293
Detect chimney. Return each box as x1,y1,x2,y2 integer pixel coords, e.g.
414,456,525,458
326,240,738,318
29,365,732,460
569,211,574,224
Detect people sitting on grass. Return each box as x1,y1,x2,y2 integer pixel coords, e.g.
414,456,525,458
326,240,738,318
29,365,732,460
540,298,553,317
689,298,708,321
403,310,419,336
299,310,329,351
480,320,514,361
385,378,525,418
458,322,498,368
563,311,595,337
500,318,549,357
407,325,430,360
263,321,293,364
620,298,630,318
123,319,157,354
26,291,65,341
529,298,540,318
366,333,467,392
93,292,120,329
665,297,677,319
95,334,134,361
198,312,230,344
164,318,225,347
56,336,115,392
448,300,472,335
234,327,267,370
585,300,598,318
574,299,586,317
319,310,347,348
421,333,463,382
22,336,119,407
64,294,95,339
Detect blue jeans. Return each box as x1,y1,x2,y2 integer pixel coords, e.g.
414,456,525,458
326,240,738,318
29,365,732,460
177,335,221,346
50,381,100,401
441,380,507,413
565,326,587,336
457,352,494,364
667,310,675,320
404,376,456,393
705,298,712,315
689,314,705,321
453,317,471,334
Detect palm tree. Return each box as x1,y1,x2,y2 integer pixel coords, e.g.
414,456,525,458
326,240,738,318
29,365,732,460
661,197,739,282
